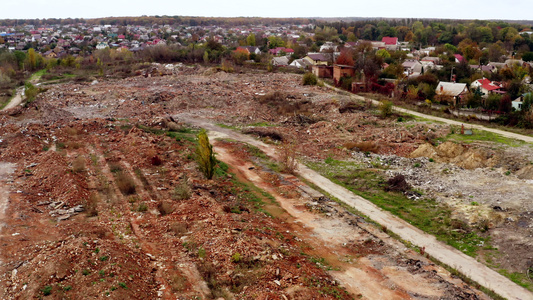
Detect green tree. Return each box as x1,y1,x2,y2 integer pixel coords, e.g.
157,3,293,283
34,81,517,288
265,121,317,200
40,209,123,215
246,33,256,46
376,49,391,59
522,52,533,62
195,129,216,180
13,51,26,70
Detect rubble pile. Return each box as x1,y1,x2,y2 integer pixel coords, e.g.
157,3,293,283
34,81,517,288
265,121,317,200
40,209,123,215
0,66,529,297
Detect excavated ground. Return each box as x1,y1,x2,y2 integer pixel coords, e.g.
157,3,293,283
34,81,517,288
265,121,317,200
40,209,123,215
0,64,530,298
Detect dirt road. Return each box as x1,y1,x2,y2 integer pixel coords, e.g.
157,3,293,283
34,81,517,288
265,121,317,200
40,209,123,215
2,87,24,111
176,113,533,300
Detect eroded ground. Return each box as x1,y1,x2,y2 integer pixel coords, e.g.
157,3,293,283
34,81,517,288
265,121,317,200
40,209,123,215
1,64,531,298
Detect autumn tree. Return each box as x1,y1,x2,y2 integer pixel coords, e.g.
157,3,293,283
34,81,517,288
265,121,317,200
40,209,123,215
499,95,512,113
336,49,354,65
27,48,37,70
232,48,249,65
195,129,216,180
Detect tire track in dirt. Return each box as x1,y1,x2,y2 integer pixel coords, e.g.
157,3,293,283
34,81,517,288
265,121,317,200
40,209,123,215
176,113,533,300
214,141,488,299
89,144,210,299
0,163,16,257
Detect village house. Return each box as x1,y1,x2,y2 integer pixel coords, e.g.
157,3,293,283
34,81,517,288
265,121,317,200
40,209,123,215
402,59,423,76
304,53,329,66
471,78,504,98
271,56,289,66
435,82,469,106
512,93,531,111
289,58,313,69
268,47,294,56
381,37,399,51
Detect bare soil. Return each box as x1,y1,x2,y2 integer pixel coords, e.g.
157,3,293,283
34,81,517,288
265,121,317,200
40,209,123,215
0,64,531,298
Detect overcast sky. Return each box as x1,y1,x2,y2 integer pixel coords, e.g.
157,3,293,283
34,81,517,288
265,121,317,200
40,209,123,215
1,0,532,21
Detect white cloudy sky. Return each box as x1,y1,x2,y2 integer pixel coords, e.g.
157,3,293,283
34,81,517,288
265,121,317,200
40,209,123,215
1,0,532,21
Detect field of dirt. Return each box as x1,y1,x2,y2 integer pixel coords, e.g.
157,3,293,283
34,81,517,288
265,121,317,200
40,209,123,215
0,64,532,298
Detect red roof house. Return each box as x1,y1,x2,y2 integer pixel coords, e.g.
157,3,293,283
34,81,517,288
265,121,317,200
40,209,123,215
382,37,398,45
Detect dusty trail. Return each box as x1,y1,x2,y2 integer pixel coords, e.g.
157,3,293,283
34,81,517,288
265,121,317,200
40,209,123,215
176,113,533,300
0,163,15,227
214,143,486,299
2,87,23,111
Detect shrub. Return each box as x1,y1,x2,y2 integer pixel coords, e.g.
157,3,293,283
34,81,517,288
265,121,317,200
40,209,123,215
116,172,136,195
278,143,298,174
385,174,410,192
379,100,393,118
72,156,86,173
302,72,318,85
24,82,40,103
157,201,175,216
86,193,99,217
231,252,242,263
42,285,52,296
151,155,162,166
170,222,188,237
173,177,191,200
195,130,217,179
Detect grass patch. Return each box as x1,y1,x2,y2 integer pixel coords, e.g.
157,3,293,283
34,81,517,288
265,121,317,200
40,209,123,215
306,159,490,257
166,130,197,143
498,269,533,290
28,69,47,82
215,123,239,130
442,126,526,147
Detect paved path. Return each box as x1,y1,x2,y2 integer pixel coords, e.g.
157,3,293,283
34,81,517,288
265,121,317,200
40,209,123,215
176,112,533,300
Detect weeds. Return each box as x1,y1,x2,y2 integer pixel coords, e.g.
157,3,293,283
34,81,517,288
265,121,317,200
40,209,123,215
170,222,188,237
72,156,86,173
116,172,136,195
231,252,242,263
157,201,175,216
42,285,52,296
136,202,148,212
86,193,99,217
173,176,191,200
278,142,298,174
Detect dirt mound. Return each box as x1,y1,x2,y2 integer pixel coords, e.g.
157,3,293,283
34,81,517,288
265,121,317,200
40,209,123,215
410,142,498,169
516,165,533,179
21,150,90,206
8,236,158,299
409,143,438,159
436,141,465,158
